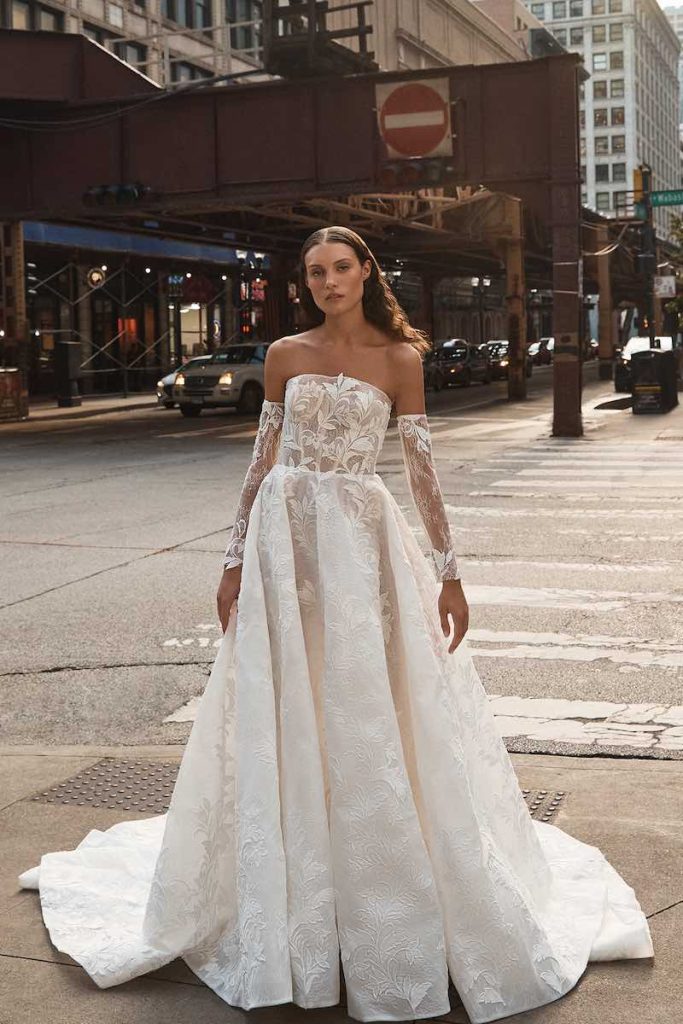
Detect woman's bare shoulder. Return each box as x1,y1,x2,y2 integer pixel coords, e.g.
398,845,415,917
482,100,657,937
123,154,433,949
388,341,425,415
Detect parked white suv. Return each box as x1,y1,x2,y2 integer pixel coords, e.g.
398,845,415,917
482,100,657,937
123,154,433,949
174,343,270,416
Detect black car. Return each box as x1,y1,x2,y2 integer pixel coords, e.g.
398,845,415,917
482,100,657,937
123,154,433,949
487,340,533,380
433,339,491,386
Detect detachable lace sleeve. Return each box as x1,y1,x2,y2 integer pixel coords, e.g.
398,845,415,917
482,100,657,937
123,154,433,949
397,413,460,583
223,399,284,570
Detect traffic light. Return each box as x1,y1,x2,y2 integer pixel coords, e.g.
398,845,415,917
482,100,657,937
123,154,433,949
633,167,643,203
378,157,457,190
83,183,155,206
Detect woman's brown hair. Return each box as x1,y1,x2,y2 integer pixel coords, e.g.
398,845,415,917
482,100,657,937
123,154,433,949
298,226,431,355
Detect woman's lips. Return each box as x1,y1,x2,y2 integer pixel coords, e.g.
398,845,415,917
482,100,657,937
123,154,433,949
327,294,344,301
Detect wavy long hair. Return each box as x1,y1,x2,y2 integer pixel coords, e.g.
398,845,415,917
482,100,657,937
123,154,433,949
298,226,430,355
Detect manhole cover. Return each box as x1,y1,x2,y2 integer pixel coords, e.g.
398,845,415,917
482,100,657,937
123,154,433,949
31,759,180,813
33,762,566,823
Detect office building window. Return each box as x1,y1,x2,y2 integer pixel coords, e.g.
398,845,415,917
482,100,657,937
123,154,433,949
594,108,608,126
593,24,606,42
612,134,625,152
83,21,116,42
553,28,567,43
612,162,626,181
596,164,610,181
611,107,625,125
171,60,213,81
552,0,567,16
610,50,624,69
569,0,583,13
113,40,147,69
580,164,586,181
595,136,609,154
594,80,608,98
592,0,605,12
609,0,622,10
580,137,587,156
163,0,210,27
611,78,624,97
593,52,607,70
226,0,260,49
530,2,545,16
11,0,63,28
11,0,30,26
570,26,583,43
579,109,585,127
38,4,61,28
609,22,623,40
596,192,611,210
614,190,627,209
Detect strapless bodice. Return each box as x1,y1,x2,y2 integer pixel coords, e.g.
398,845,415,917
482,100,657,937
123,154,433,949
277,372,392,476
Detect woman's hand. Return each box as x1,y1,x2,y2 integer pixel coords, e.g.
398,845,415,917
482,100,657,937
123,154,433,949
217,565,242,633
439,578,469,653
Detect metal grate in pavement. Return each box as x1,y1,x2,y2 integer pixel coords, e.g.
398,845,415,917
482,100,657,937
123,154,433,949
32,760,567,823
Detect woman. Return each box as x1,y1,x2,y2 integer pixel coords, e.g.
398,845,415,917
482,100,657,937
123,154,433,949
19,226,652,1024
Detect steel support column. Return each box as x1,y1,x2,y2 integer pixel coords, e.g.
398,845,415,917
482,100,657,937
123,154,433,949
596,223,616,381
549,60,583,437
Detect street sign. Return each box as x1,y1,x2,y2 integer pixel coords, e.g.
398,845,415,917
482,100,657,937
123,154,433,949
375,79,452,158
651,189,683,207
654,275,676,297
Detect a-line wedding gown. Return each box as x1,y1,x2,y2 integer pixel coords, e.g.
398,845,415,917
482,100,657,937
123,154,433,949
19,371,653,1023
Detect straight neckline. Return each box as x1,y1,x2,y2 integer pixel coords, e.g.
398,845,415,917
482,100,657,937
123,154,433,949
285,372,393,408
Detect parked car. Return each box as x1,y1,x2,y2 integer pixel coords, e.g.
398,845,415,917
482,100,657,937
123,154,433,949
614,336,675,393
433,339,491,386
585,337,599,360
423,349,446,391
157,355,213,408
174,343,271,416
486,339,533,379
527,341,541,364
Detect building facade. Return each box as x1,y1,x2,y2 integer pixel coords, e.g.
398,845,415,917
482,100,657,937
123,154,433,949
525,0,679,236
663,4,683,127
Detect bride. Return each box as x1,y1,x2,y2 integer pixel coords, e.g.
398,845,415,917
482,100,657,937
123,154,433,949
19,225,653,1023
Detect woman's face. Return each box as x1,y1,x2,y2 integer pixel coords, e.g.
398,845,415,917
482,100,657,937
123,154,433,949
304,242,371,315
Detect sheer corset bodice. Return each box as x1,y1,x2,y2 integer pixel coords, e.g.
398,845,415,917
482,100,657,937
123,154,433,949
278,372,391,475
223,370,461,581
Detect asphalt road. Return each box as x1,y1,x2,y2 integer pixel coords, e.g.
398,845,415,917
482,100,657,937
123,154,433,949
2,361,682,757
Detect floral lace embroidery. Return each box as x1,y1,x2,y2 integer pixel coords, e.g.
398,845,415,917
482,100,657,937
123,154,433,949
223,400,285,569
397,414,460,583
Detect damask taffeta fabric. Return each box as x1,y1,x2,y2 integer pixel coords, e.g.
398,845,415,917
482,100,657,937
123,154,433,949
19,373,653,1023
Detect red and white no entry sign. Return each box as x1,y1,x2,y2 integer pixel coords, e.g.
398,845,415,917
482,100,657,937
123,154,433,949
375,78,452,159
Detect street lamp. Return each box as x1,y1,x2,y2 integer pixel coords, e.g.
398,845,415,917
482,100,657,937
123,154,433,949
471,276,491,345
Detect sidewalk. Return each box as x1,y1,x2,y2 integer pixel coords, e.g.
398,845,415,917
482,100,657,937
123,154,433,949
5,392,158,425
1,746,679,1024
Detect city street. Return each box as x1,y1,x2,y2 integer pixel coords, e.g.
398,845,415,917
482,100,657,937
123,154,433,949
2,364,682,1024
1,363,682,757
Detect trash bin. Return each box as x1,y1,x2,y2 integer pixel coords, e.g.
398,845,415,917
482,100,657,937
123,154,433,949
631,349,679,414
0,367,28,422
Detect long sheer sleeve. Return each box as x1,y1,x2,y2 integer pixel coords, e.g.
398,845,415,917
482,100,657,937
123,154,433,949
223,399,285,570
397,413,460,583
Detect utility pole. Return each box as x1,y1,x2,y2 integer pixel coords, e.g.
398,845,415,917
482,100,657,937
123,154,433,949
635,163,656,346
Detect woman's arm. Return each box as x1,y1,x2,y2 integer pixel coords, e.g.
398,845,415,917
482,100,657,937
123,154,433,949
217,341,288,630
393,345,468,652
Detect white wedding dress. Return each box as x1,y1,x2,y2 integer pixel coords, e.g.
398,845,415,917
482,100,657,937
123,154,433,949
19,371,653,1023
